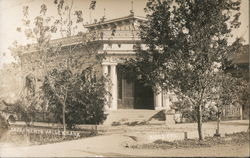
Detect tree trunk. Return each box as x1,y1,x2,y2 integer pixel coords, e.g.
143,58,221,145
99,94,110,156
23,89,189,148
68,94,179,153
215,109,221,136
197,104,203,140
216,115,220,135
62,102,66,138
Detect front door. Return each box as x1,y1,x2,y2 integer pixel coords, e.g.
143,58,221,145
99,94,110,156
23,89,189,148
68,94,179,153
117,65,154,109
117,78,154,109
118,79,134,109
134,81,154,109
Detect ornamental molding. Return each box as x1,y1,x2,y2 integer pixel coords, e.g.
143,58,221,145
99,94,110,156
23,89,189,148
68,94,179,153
102,55,135,64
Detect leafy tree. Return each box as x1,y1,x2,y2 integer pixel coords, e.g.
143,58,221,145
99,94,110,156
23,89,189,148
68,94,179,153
67,68,107,127
42,67,108,129
207,71,244,135
128,0,243,140
10,0,103,134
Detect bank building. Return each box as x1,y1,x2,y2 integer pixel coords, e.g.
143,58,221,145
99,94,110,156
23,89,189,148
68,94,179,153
20,13,176,124
20,13,246,125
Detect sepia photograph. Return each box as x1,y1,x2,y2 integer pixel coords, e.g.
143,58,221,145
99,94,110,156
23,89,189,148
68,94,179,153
0,0,249,157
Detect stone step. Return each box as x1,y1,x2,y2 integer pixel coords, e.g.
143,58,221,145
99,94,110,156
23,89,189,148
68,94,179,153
103,109,166,125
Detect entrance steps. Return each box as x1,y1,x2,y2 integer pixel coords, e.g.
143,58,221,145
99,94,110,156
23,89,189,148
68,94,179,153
103,109,166,125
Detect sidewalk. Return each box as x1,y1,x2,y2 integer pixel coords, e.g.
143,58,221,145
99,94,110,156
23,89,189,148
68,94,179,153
99,120,249,142
0,120,249,157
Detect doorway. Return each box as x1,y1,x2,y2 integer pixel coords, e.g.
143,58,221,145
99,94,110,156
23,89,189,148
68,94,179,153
117,65,154,109
134,80,154,109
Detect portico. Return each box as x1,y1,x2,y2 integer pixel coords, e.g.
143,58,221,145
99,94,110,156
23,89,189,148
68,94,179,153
84,14,173,113
102,61,171,111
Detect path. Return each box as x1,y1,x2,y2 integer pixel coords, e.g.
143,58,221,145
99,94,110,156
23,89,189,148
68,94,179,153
1,133,249,157
0,120,249,157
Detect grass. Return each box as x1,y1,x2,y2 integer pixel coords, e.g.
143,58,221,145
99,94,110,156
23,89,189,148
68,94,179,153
131,131,249,149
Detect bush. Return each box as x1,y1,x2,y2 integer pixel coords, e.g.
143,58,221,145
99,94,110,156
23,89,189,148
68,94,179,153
0,114,9,138
0,114,9,129
42,67,108,129
174,100,218,123
6,100,33,125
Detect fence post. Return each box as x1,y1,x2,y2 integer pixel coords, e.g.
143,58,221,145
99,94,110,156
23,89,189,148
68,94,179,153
184,132,188,140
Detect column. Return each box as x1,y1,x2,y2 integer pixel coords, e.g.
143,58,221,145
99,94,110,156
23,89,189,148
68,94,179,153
102,64,109,111
154,87,162,110
162,92,171,110
110,64,118,110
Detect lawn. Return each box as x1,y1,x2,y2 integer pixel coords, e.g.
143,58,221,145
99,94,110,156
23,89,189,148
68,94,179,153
131,131,249,149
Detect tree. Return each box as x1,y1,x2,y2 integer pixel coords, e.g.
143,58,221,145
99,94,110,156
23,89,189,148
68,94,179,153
41,67,108,129
208,71,244,136
128,0,243,140
10,0,103,134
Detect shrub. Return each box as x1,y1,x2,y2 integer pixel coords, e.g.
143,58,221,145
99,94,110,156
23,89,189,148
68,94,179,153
6,100,33,125
0,114,9,138
42,67,108,129
0,114,9,129
174,100,218,123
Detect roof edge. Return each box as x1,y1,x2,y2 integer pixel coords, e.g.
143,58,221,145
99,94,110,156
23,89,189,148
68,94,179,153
84,14,147,28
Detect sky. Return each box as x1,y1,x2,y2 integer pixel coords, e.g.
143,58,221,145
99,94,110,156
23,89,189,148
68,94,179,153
0,0,249,68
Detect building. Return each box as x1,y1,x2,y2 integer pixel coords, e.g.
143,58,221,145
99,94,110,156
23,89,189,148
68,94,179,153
20,14,248,124
230,45,249,81
84,14,173,112
20,14,175,124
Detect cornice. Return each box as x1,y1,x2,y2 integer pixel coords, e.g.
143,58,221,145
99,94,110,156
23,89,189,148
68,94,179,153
84,14,147,29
